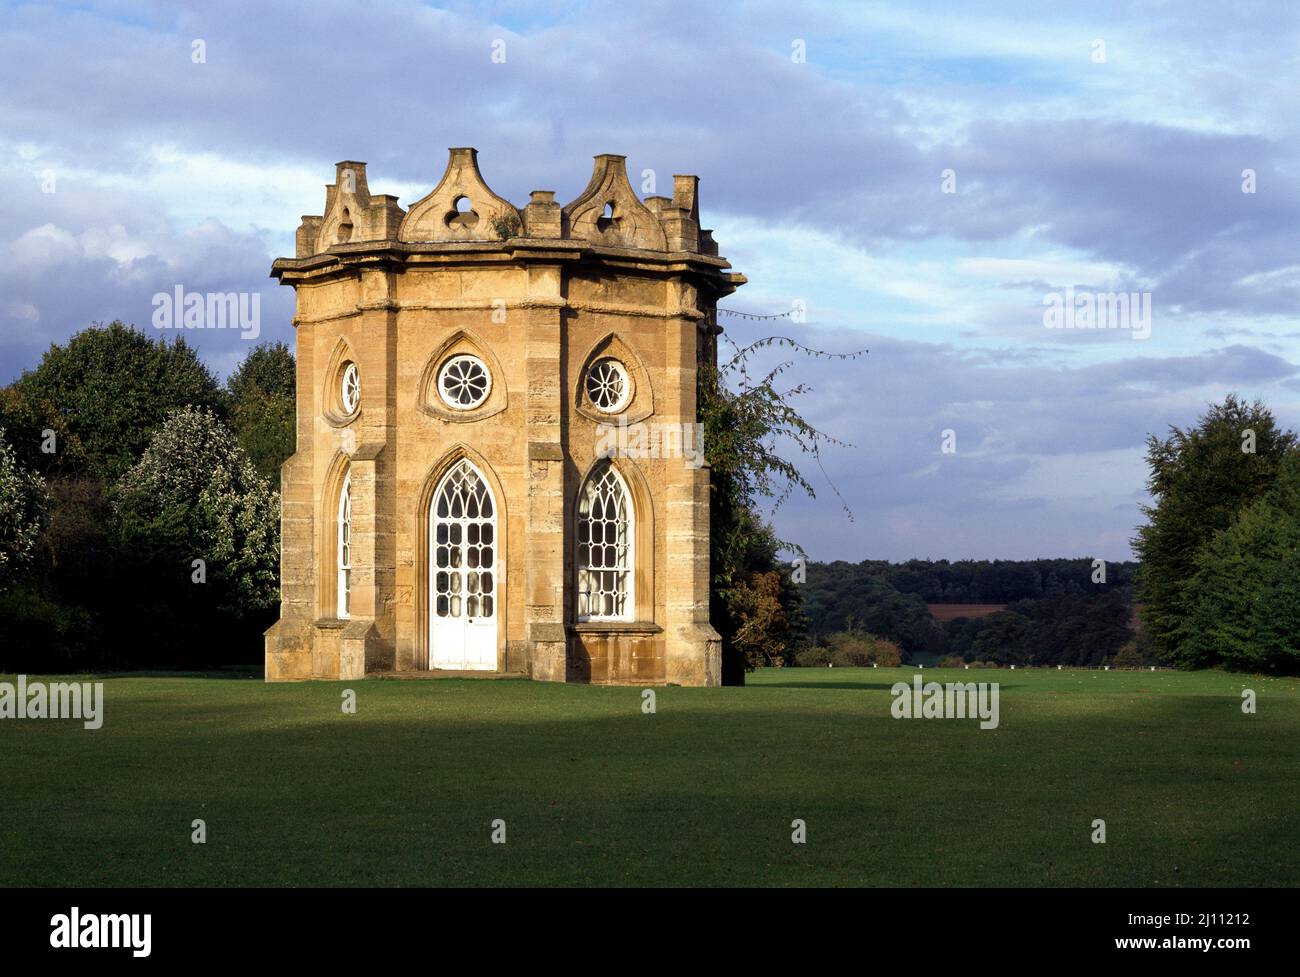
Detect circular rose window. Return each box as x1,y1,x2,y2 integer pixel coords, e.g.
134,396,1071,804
585,358,629,413
438,354,492,410
340,362,360,415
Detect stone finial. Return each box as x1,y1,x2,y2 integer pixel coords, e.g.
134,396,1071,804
523,190,561,238
399,147,524,243
298,160,406,256
562,154,667,251
672,175,700,223
659,174,701,252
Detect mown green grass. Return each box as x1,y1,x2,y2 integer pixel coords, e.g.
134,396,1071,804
1,667,1295,887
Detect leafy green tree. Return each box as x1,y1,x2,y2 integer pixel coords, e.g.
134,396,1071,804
822,631,902,666
226,341,295,402
1010,592,1132,667
1179,453,1300,673
970,610,1032,665
15,322,224,479
1134,395,1297,666
0,386,86,476
944,615,987,660
0,428,50,591
226,342,296,488
722,506,804,667
800,562,944,656
700,336,862,681
114,407,280,618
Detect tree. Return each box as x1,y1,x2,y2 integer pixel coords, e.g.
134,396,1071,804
970,610,1032,665
226,342,296,488
795,631,901,667
721,503,807,668
1011,592,1132,667
799,562,944,656
0,470,101,672
0,385,86,476
15,322,224,480
113,408,280,663
1134,395,1297,666
226,340,296,403
1179,453,1300,674
0,428,49,591
700,336,859,681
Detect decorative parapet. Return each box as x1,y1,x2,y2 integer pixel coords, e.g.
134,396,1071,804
400,147,524,243
561,154,668,251
287,148,728,266
296,161,405,257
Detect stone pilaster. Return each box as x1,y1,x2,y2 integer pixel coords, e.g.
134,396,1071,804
663,279,721,685
524,263,568,681
264,316,316,681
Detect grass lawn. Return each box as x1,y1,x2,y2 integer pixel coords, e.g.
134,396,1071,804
1,666,1296,887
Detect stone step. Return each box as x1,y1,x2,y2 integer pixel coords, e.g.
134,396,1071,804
370,669,528,680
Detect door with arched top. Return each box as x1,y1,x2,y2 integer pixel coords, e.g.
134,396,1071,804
430,460,498,670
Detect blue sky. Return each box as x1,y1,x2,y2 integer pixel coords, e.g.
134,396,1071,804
2,0,1297,561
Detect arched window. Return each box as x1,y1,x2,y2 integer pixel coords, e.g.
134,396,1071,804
577,463,633,621
429,458,499,670
337,474,352,619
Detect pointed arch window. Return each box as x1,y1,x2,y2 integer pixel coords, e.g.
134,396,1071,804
577,463,633,621
337,474,352,619
432,459,496,621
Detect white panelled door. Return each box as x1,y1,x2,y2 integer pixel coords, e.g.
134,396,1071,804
430,460,498,670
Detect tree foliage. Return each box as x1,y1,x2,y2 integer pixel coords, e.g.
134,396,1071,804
1134,395,1297,666
1179,453,1300,674
700,336,857,680
14,322,223,479
0,428,50,591
855,557,1137,602
114,406,280,617
226,340,296,403
806,567,944,655
225,341,296,489
969,610,1033,665
798,558,1136,666
0,385,87,476
796,631,902,667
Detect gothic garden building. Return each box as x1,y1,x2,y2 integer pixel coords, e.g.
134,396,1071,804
263,149,745,685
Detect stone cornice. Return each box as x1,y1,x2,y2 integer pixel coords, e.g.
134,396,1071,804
290,297,710,327
270,237,739,292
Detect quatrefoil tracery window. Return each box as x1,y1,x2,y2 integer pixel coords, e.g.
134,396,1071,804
438,354,492,410
585,358,629,413
340,362,360,415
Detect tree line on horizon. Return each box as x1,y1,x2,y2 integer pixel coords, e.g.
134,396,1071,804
777,395,1300,676
791,557,1141,668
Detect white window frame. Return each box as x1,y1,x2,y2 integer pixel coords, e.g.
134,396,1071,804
585,358,630,414
576,463,634,622
340,361,360,415
337,474,352,619
437,354,492,410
